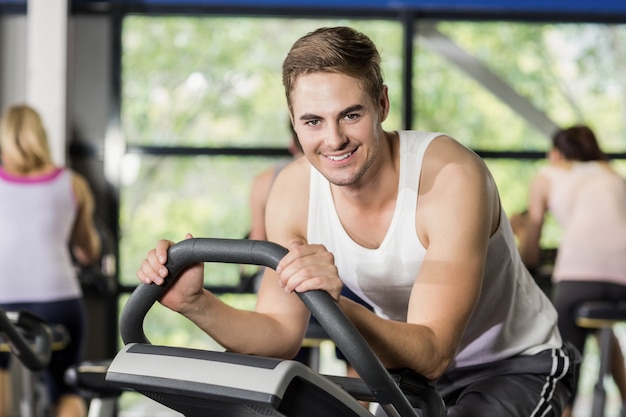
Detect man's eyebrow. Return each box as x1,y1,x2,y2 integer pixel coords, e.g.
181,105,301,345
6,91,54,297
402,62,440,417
299,113,320,121
339,105,365,118
299,105,365,122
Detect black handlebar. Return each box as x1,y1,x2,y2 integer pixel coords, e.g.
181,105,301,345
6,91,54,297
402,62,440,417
120,238,444,417
0,309,53,371
120,238,286,345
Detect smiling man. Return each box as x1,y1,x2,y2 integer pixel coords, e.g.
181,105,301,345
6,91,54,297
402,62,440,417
138,26,577,416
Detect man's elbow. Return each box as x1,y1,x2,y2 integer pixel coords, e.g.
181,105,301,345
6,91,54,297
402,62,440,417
422,352,454,381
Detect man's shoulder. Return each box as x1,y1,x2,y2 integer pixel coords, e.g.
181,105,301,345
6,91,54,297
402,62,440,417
399,130,453,155
419,134,494,195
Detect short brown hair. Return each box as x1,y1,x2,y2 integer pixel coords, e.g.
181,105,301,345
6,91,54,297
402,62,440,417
282,26,384,112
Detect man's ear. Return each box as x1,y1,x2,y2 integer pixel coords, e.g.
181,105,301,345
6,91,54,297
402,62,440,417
379,85,390,123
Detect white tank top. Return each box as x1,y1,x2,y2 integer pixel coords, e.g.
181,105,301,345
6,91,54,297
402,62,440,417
308,130,562,369
542,163,626,284
0,167,81,302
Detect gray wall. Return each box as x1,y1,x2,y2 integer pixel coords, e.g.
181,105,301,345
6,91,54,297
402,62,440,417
0,15,27,110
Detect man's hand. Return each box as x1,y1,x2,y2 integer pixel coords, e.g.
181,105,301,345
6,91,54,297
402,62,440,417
136,233,206,314
275,240,343,301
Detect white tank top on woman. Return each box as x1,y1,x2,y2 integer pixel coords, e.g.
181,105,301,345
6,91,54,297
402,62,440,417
308,130,561,369
542,162,626,284
0,167,81,302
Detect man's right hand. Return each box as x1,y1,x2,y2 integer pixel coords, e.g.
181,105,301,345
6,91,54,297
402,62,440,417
135,233,206,314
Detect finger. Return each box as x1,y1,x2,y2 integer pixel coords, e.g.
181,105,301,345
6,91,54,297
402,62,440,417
276,244,330,285
150,247,171,279
292,274,342,297
137,257,166,285
136,265,152,284
282,263,336,293
276,240,310,274
146,248,167,273
292,275,323,293
155,239,174,264
295,274,343,301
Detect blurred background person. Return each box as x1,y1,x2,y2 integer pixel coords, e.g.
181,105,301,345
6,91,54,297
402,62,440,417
520,125,626,417
248,124,304,246
0,104,101,417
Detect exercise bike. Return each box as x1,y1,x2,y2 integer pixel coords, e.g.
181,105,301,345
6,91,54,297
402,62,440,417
0,308,64,417
106,238,445,417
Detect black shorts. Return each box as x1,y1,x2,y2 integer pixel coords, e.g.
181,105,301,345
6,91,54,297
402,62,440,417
435,342,579,417
552,280,626,406
553,280,626,353
376,342,579,417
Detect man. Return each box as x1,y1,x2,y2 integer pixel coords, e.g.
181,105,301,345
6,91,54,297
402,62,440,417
137,26,577,416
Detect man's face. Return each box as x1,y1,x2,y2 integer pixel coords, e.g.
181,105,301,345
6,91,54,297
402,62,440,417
290,72,387,187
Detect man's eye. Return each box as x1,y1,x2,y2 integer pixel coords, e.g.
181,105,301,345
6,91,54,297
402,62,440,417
306,120,320,127
345,113,359,120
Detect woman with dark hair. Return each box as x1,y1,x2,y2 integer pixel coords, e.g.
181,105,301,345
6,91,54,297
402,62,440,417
521,124,626,417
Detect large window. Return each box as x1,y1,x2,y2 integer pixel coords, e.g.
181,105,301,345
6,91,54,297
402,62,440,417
118,13,626,342
120,18,626,288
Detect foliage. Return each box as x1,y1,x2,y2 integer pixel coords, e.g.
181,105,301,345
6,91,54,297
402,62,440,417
122,17,403,147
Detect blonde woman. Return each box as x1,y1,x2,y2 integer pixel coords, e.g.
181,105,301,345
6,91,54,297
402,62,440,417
0,105,101,417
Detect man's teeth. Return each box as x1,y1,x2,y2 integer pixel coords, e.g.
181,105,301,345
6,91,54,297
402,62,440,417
327,152,353,161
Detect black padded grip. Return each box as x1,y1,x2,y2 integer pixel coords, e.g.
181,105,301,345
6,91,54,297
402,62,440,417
120,238,287,345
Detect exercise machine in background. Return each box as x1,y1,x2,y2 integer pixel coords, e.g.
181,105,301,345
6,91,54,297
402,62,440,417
0,308,66,417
